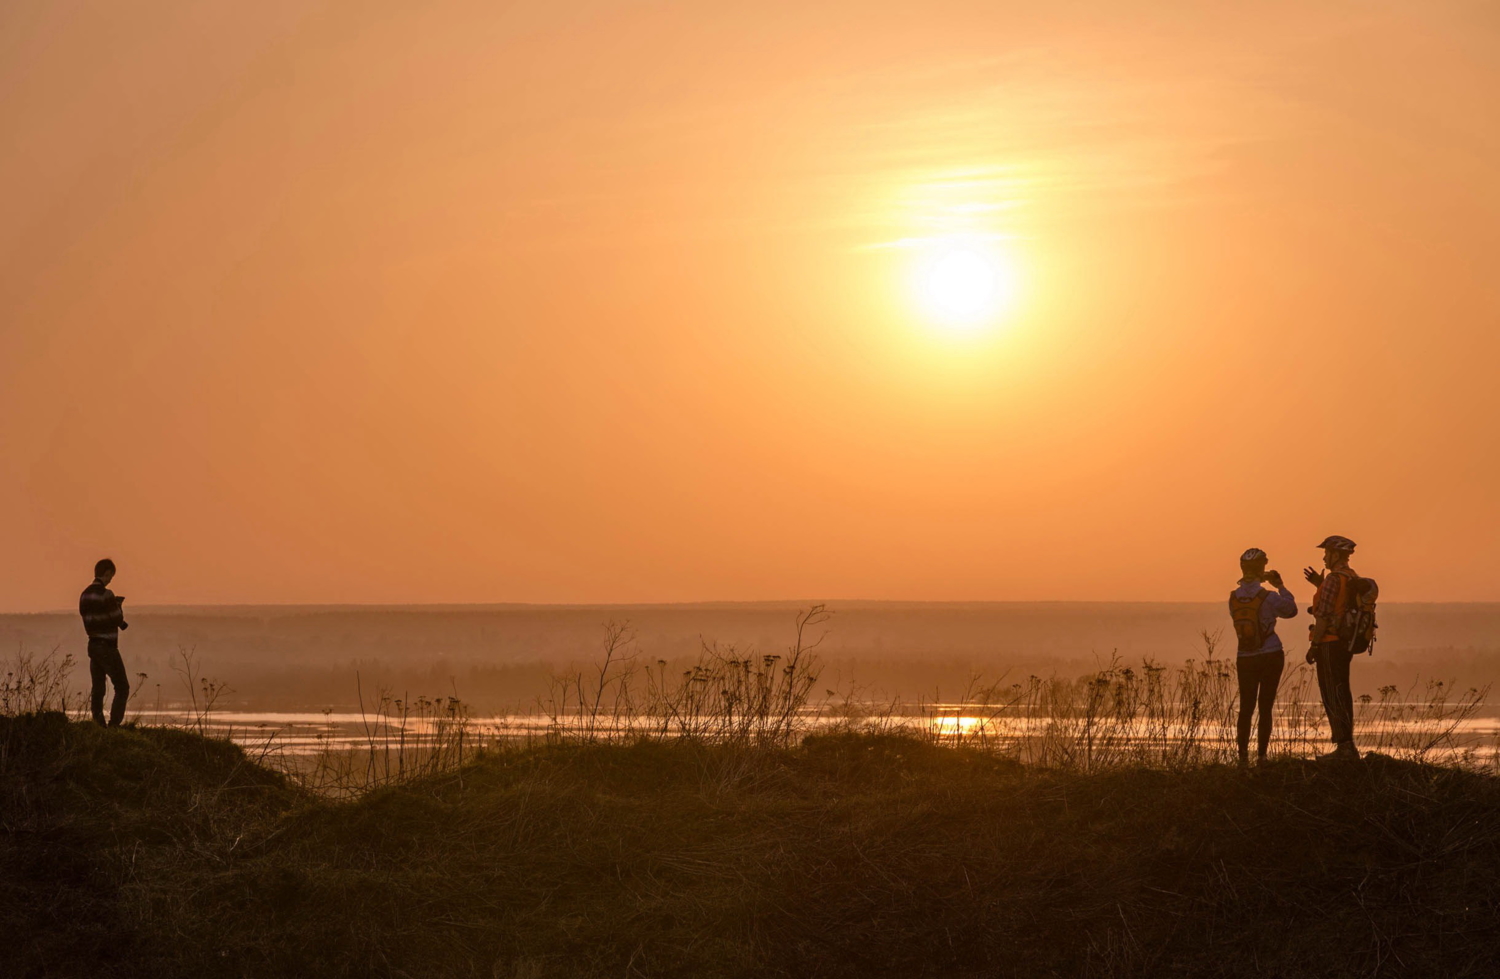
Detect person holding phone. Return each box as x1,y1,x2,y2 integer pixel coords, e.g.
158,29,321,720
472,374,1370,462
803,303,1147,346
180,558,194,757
1228,548,1297,765
79,558,130,728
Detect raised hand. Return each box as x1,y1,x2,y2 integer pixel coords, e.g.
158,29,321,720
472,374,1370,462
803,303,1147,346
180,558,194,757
1302,567,1325,588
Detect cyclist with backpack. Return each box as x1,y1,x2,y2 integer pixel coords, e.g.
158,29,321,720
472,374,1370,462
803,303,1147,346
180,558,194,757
1302,535,1378,763
1229,548,1298,765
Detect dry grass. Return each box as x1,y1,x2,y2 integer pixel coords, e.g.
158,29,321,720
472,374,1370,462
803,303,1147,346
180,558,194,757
539,606,830,748
4,609,1495,799
916,647,1494,771
531,617,1497,775
288,684,479,796
0,645,79,716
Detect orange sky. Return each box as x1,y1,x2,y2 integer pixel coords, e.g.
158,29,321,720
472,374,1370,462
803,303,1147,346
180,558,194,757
3,0,1498,610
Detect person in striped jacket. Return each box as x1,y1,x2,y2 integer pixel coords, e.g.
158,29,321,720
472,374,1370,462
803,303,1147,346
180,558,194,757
79,558,130,727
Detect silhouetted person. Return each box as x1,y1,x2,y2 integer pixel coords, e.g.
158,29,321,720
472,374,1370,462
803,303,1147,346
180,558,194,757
80,558,130,727
1228,548,1296,765
1303,536,1361,762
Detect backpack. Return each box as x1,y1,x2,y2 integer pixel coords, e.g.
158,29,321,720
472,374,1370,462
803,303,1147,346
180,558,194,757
1229,589,1270,653
1339,576,1380,654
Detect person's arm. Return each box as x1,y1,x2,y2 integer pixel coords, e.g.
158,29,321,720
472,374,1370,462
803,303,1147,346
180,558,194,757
1263,571,1297,618
105,590,128,631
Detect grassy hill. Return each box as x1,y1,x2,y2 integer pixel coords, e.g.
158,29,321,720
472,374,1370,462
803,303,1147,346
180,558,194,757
3,713,1498,978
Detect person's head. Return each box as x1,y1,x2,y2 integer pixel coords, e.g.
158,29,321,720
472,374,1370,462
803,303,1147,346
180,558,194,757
1239,548,1268,580
94,558,116,585
1316,536,1356,569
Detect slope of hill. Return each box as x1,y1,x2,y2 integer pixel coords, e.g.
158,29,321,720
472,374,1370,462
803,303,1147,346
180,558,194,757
3,714,1498,978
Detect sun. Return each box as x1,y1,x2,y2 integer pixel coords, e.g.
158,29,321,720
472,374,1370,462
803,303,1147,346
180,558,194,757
911,239,1018,332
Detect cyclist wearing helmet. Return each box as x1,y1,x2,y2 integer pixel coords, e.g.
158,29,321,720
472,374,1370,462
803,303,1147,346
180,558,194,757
1229,548,1297,765
1303,535,1361,762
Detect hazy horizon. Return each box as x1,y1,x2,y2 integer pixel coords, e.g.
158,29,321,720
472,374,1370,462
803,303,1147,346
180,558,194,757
13,597,1500,616
8,600,1500,712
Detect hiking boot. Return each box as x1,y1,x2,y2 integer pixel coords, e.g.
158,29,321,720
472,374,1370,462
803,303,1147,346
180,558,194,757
1316,742,1361,764
1237,748,1250,768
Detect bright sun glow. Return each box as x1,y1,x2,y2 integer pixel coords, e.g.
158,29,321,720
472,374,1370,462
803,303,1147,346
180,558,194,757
911,239,1018,332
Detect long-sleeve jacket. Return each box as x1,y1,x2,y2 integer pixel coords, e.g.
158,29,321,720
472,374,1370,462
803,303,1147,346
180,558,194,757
80,579,127,640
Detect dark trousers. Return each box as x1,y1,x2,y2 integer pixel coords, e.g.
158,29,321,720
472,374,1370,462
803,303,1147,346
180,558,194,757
1236,650,1284,757
88,638,130,728
1313,641,1356,745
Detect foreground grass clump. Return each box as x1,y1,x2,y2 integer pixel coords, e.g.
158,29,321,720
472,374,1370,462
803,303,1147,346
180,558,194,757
3,716,1499,978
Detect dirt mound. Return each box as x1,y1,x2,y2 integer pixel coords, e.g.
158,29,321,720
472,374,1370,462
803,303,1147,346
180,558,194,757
3,725,1498,978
